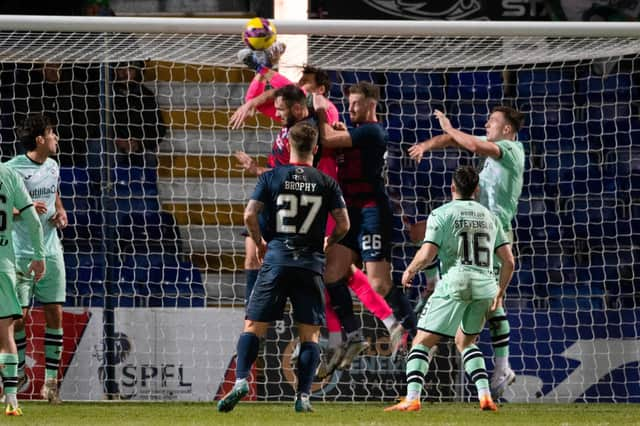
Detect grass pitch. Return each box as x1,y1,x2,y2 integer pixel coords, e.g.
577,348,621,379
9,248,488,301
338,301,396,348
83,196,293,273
10,401,640,425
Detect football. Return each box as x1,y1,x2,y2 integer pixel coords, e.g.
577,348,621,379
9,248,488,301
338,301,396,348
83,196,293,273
243,17,277,50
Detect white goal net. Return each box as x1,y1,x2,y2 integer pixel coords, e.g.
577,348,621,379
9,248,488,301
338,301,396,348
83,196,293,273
0,16,638,402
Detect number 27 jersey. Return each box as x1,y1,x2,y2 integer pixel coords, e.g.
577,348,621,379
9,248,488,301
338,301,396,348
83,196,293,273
251,164,346,274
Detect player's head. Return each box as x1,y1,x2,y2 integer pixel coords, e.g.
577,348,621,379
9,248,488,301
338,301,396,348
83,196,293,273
274,84,309,128
299,65,331,97
115,61,143,82
19,114,58,155
288,121,318,161
347,81,379,124
452,165,480,199
485,106,524,142
42,63,62,83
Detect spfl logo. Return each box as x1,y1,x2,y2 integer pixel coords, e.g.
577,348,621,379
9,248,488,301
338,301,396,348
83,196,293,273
95,332,192,400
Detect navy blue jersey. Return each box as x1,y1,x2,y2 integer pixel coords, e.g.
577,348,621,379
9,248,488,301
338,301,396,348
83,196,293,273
251,164,346,274
338,122,389,208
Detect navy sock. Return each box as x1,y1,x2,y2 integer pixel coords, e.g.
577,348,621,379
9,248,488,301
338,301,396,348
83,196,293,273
386,286,417,333
245,269,259,306
326,278,359,334
297,342,320,395
236,332,260,380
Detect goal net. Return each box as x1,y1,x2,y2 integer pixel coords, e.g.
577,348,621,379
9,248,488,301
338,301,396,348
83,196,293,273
0,16,638,403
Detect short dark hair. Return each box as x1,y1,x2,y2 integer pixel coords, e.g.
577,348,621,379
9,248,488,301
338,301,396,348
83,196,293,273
274,84,307,108
302,65,331,94
492,106,525,132
348,81,380,101
453,165,480,199
288,121,318,155
19,114,54,152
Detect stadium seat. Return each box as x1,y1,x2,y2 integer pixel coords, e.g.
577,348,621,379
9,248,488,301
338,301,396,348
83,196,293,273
118,253,205,308
516,68,574,104
385,72,445,101
59,166,96,198
111,166,158,185
577,73,633,103
446,71,503,100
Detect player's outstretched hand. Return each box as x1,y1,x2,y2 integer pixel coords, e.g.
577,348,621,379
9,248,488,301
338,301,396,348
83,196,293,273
29,259,46,283
234,151,258,175
230,102,256,129
401,269,416,288
50,209,68,229
408,143,426,162
434,109,453,132
33,200,48,215
256,239,267,264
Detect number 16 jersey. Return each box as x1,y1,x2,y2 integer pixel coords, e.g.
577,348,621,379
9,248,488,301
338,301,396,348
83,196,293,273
423,199,509,298
251,164,346,275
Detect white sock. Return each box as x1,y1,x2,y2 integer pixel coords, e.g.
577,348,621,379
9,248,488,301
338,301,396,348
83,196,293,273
478,387,491,399
235,378,247,387
6,394,18,407
494,356,508,372
382,314,398,331
406,390,420,401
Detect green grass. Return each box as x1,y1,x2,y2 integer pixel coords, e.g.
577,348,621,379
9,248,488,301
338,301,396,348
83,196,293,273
9,401,640,425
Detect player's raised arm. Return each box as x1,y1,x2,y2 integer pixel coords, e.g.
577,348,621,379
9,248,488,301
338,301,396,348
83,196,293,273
313,94,353,148
408,133,456,162
230,88,279,129
433,109,501,159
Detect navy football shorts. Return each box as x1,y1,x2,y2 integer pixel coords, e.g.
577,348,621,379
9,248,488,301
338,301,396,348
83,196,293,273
246,264,326,326
338,206,391,262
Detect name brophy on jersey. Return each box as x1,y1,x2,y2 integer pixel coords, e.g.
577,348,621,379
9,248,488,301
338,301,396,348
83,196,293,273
5,155,62,258
251,164,345,275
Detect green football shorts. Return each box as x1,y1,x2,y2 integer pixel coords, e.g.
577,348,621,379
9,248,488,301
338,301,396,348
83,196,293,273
0,271,23,319
418,267,497,337
15,253,66,306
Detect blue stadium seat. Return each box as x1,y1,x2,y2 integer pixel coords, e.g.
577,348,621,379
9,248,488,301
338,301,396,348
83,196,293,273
385,72,445,101
119,253,205,308
516,69,574,103
559,196,618,240
577,73,633,103
386,101,437,133
64,252,107,307
587,104,633,135
64,210,103,240
111,166,158,185
446,71,503,100
59,167,95,198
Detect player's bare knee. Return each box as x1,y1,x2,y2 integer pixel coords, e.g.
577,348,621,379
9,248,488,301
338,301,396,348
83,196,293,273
297,324,321,343
243,319,268,337
455,330,477,352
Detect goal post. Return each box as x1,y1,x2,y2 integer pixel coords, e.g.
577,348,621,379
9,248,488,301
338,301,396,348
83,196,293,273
0,15,638,402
